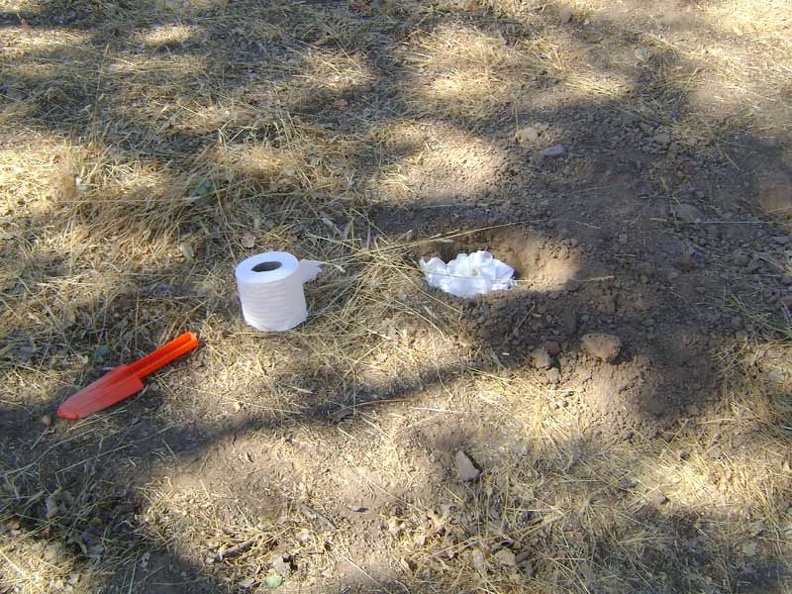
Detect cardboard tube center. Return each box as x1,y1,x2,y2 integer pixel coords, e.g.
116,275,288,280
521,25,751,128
252,261,282,272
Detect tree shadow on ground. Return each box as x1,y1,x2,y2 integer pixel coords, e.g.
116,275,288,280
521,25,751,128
2,0,791,592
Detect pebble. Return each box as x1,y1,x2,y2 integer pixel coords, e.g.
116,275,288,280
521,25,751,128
773,235,791,245
673,203,704,224
241,232,256,248
529,347,552,369
540,144,566,157
494,548,517,566
745,259,762,273
653,131,671,145
559,5,573,24
781,274,792,286
455,450,481,482
581,333,622,363
674,253,696,272
40,414,52,427
648,491,669,506
733,251,750,266
471,549,487,572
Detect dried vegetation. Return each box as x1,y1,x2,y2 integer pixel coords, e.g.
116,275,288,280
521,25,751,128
1,0,791,592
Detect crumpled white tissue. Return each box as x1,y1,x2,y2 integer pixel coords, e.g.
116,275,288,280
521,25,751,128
419,251,516,298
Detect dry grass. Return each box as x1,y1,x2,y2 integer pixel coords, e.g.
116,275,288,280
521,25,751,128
2,0,792,592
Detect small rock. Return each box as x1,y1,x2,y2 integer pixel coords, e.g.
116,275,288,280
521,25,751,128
634,47,652,62
494,548,517,566
471,548,487,572
514,126,539,145
653,131,671,145
239,577,256,589
269,553,292,577
559,5,573,24
648,491,669,506
773,235,791,245
673,203,704,224
735,330,749,341
757,169,792,216
45,495,61,519
741,541,757,557
674,253,696,272
540,144,566,157
454,450,481,482
241,232,256,248
745,259,762,273
40,414,52,427
178,241,195,260
529,347,552,369
733,251,750,266
781,274,792,286
580,333,622,363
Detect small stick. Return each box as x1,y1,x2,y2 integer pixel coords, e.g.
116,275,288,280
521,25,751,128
219,539,255,559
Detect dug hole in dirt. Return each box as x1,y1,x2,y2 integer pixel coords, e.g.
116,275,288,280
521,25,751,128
1,0,792,593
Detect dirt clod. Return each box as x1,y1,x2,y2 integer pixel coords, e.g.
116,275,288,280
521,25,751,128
515,126,540,145
580,333,622,363
494,548,517,566
530,347,553,369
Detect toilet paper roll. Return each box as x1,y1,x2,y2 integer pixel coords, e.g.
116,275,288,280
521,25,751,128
235,251,322,332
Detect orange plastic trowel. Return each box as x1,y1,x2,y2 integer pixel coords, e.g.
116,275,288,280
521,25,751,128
57,331,199,420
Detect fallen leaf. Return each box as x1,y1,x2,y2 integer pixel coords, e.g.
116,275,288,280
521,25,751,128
264,574,283,589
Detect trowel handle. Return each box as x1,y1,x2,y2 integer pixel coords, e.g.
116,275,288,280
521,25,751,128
127,332,199,379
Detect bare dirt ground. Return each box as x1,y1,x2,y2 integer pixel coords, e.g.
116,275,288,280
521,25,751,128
1,0,792,592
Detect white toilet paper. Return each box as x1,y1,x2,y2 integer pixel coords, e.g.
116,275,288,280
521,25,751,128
419,251,516,298
235,251,322,331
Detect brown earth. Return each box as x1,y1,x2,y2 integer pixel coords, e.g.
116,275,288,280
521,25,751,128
1,0,792,593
